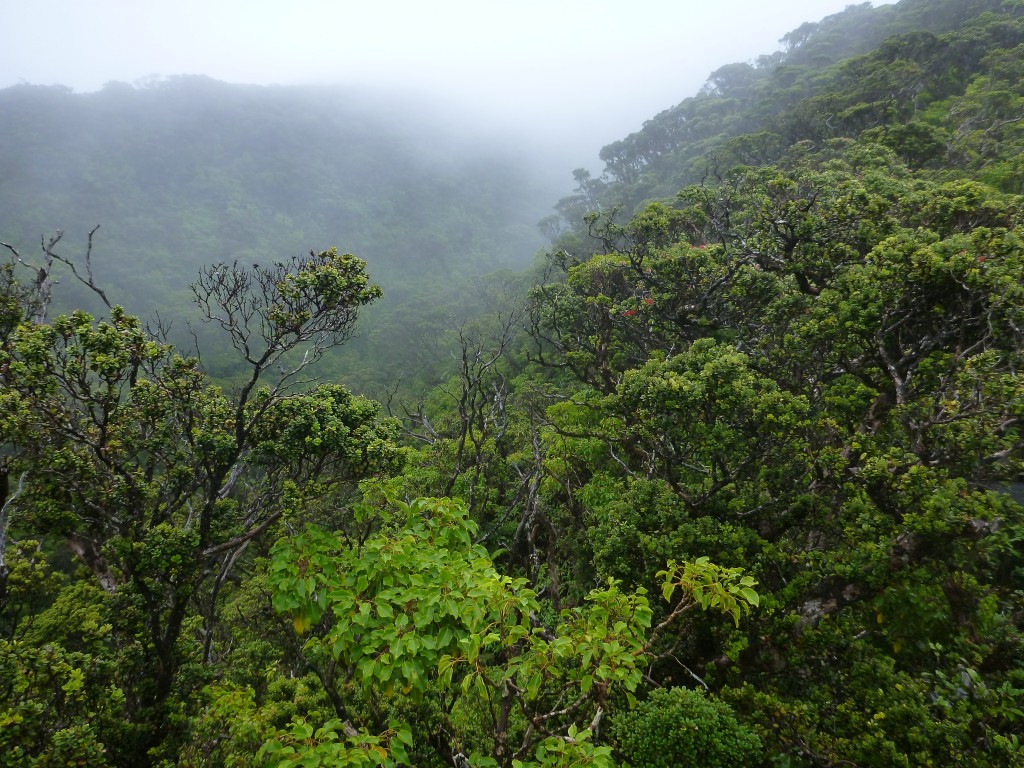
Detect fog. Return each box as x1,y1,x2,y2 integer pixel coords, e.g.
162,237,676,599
3,1,892,171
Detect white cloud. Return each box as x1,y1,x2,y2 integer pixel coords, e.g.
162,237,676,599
1,1,890,168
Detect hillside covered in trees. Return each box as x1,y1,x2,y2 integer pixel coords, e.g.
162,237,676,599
2,0,1024,766
0,77,555,392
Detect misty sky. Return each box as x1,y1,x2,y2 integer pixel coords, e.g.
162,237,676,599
2,1,890,168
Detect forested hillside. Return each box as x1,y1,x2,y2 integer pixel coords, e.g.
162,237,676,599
0,76,553,390
550,0,1024,243
3,0,1024,766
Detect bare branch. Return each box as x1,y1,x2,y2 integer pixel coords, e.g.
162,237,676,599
0,471,29,582
44,226,113,310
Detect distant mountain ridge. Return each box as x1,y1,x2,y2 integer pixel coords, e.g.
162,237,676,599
0,75,551,315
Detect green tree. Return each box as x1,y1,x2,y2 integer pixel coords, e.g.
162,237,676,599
266,495,759,768
0,246,399,762
523,138,1024,766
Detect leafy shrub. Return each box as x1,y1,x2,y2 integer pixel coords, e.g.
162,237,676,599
610,687,762,768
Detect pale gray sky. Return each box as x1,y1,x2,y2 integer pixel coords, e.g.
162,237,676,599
2,1,889,168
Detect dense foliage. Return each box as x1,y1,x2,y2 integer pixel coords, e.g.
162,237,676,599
3,0,1024,766
610,687,762,768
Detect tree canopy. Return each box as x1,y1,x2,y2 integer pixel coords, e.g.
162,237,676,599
3,0,1024,766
